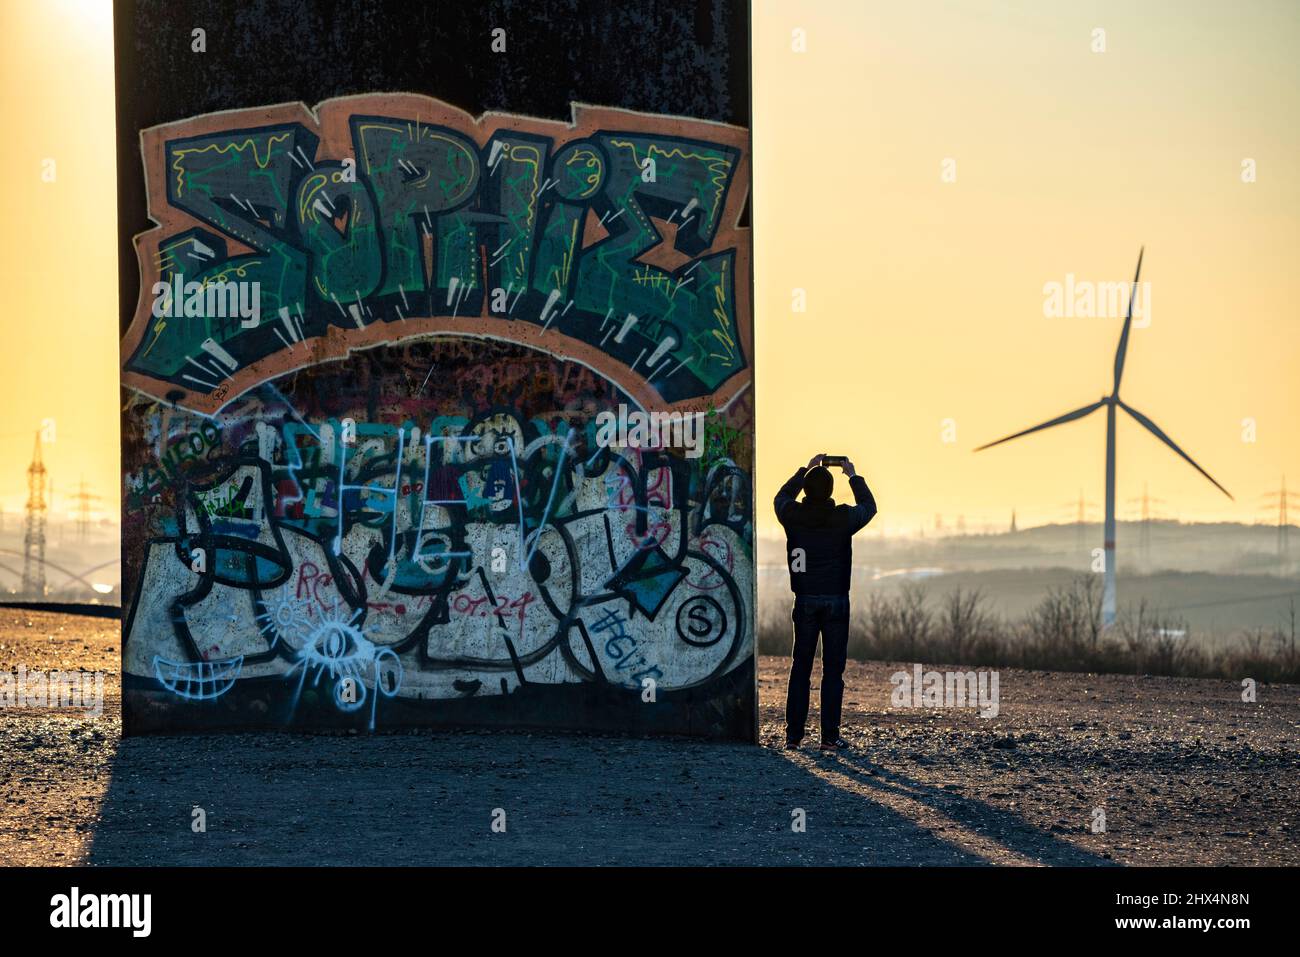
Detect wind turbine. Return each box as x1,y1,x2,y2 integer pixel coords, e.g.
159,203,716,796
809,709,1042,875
974,249,1232,626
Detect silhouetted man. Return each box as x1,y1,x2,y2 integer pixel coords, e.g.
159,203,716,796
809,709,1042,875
774,453,877,751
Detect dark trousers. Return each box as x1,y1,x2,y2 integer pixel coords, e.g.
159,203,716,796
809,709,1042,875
785,594,850,744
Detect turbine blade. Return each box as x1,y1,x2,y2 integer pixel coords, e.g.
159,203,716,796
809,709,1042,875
974,400,1105,452
1118,400,1233,500
1112,247,1144,393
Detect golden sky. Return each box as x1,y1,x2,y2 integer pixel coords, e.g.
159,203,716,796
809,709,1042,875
0,0,117,527
754,0,1300,537
1,0,1296,540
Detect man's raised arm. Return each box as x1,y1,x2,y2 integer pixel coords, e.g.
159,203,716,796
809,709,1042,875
841,459,877,533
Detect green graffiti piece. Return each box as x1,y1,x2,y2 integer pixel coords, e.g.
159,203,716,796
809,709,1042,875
483,135,549,298
296,164,383,305
571,133,743,392
129,127,313,381
127,105,748,408
532,202,585,302
553,142,605,201
353,118,480,299
436,212,478,308
702,407,744,472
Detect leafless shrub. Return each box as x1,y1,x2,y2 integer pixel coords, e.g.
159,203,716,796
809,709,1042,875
897,582,932,659
1023,576,1103,669
937,586,992,662
1117,599,1192,674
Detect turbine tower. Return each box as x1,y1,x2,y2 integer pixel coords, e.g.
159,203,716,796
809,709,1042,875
975,249,1232,626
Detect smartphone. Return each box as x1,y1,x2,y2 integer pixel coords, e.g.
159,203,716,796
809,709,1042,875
822,455,848,468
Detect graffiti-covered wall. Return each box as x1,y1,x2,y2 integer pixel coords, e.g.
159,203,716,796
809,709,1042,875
116,3,754,738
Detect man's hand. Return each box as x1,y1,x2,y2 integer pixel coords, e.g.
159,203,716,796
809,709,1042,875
840,458,857,478
807,452,825,469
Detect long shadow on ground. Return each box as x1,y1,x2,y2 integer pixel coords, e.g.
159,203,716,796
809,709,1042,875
85,730,1113,866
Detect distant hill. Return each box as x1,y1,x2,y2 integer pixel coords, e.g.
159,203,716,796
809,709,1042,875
759,520,1298,577
758,521,1300,637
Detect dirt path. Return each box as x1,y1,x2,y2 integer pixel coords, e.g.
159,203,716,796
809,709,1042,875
1,609,1294,865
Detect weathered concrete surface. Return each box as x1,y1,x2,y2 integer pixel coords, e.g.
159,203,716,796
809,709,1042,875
1,609,1295,865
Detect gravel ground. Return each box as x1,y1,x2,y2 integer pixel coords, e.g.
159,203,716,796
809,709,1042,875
1,608,1295,865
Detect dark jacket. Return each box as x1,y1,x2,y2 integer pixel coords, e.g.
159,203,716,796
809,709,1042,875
774,467,877,596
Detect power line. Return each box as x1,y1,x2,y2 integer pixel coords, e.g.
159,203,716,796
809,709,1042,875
69,475,102,543
22,432,46,598
1261,474,1300,560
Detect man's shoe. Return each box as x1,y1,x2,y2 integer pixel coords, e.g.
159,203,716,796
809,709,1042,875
818,738,850,751
784,739,801,750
